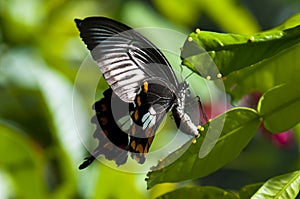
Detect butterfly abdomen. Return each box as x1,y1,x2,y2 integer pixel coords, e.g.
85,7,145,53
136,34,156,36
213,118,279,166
172,106,199,137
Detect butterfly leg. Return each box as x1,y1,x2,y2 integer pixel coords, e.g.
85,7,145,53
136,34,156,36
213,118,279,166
196,96,208,124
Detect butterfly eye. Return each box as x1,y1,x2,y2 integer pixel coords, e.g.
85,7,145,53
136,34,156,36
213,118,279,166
186,88,191,97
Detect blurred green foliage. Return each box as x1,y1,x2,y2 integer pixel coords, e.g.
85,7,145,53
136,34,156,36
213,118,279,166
0,0,299,199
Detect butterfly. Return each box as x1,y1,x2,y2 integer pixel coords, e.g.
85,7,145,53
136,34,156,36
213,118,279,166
75,17,207,169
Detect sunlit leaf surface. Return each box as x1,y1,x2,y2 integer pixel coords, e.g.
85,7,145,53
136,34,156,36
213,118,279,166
147,108,260,188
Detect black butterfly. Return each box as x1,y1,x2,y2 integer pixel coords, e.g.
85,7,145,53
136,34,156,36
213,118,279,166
75,17,207,169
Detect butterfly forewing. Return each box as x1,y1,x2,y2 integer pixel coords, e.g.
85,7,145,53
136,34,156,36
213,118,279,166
75,17,178,102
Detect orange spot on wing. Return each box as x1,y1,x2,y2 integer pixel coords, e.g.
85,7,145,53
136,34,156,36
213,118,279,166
103,130,109,136
143,82,148,93
103,142,113,150
144,143,149,154
145,128,154,137
131,125,136,136
100,104,107,111
136,144,144,154
147,136,154,145
131,140,136,149
100,116,108,125
136,96,141,106
134,110,139,121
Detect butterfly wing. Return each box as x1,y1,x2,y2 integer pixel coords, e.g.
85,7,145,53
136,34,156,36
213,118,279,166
79,88,129,169
75,17,178,102
79,84,174,168
75,17,180,167
128,83,175,163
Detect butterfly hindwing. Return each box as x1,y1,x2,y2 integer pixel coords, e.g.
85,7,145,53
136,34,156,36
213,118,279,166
128,82,174,163
89,89,129,167
80,82,175,167
129,135,155,164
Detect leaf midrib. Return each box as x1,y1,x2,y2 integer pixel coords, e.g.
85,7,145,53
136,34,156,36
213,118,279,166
274,171,300,199
261,95,300,119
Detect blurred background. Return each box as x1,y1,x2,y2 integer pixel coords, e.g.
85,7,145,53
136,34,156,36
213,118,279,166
0,0,299,198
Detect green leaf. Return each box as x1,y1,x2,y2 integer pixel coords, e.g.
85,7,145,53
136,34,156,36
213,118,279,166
258,84,300,133
251,170,300,199
0,121,48,199
181,14,300,79
156,186,238,199
294,123,300,147
224,43,300,102
239,183,263,199
147,108,260,188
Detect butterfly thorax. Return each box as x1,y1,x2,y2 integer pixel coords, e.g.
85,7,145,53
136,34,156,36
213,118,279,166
175,81,190,107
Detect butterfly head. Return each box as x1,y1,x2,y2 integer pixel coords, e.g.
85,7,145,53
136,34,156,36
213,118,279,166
181,80,189,89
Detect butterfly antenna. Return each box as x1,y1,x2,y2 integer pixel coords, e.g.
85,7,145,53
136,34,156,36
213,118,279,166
197,96,208,124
